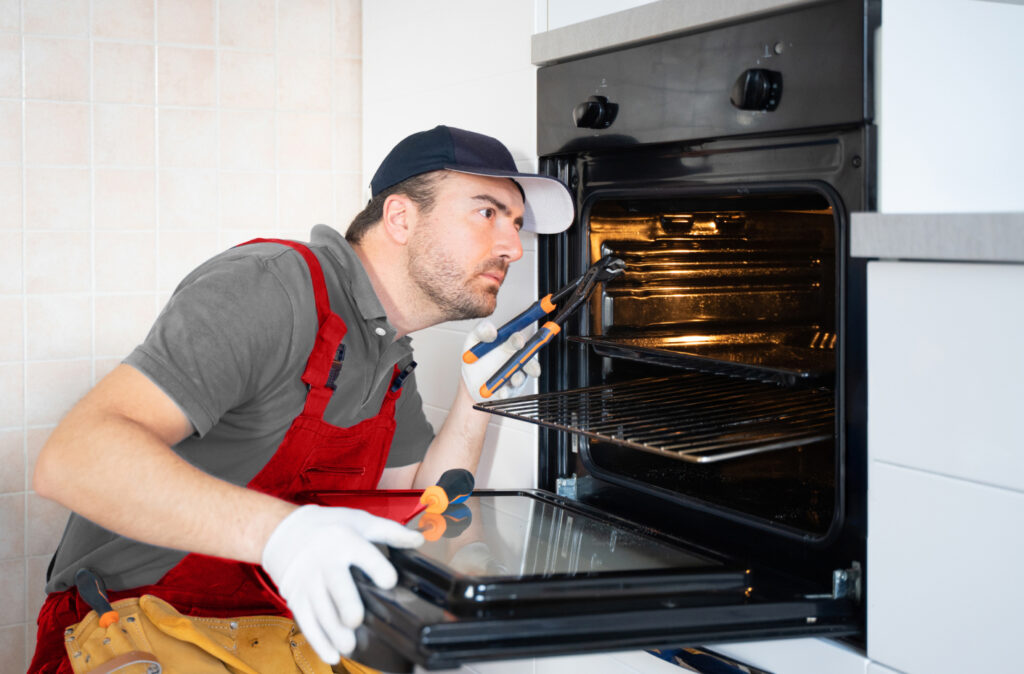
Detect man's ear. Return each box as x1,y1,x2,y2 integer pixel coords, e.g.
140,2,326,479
380,194,415,245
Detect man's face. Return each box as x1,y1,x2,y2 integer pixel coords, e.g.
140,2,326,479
407,172,525,321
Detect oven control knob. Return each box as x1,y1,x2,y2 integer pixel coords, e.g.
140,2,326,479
730,69,783,111
573,95,618,129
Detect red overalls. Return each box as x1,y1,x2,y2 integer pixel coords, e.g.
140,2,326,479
29,240,412,673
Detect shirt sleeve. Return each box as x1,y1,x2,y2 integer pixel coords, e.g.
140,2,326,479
124,253,301,437
386,370,435,467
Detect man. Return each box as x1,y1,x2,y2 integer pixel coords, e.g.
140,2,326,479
29,126,574,672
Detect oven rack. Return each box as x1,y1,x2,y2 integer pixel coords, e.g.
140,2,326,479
476,372,833,464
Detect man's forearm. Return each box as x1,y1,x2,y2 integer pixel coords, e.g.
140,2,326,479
410,379,490,489
33,366,296,565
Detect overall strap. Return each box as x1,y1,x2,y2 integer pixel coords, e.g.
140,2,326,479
237,238,346,419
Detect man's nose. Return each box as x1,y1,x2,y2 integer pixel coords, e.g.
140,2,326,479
494,220,524,262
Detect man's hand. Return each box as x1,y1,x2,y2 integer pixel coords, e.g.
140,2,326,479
261,505,424,664
461,320,542,403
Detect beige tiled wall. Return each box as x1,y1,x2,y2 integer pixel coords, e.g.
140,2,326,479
0,1,363,669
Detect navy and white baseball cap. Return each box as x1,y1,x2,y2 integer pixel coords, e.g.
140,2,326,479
370,125,575,234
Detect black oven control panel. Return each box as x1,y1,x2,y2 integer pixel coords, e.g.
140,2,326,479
538,0,874,155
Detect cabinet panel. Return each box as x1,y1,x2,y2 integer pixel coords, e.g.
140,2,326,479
879,0,1024,212
868,461,1024,673
867,261,1024,492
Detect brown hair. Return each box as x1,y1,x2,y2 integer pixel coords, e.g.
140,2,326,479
345,171,449,244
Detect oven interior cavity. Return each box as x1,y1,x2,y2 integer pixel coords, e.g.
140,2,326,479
480,191,839,534
586,193,836,384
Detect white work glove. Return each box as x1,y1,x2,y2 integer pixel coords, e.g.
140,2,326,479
461,319,542,403
261,505,424,665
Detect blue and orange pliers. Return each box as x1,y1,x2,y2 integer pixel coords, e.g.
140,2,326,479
463,254,626,399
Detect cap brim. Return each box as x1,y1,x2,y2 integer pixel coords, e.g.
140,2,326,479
443,166,575,234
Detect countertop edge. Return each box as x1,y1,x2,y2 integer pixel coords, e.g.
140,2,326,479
850,212,1024,263
531,0,825,66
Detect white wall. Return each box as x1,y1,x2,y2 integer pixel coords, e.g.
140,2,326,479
878,0,1024,213
362,0,543,490
543,0,658,30
361,0,658,493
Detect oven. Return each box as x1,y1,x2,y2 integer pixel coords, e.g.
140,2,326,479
350,1,878,669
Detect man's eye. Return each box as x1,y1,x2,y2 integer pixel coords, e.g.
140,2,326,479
478,207,496,219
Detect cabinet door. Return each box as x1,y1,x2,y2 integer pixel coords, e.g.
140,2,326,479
868,462,1024,674
867,261,1024,491
867,260,1024,673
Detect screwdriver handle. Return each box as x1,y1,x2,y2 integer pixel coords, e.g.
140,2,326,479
74,568,120,628
420,468,475,514
462,295,556,364
479,321,561,399
416,502,475,542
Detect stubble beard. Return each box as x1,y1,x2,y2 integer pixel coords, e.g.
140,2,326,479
408,229,505,322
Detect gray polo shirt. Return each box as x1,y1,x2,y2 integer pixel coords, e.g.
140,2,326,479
45,225,434,593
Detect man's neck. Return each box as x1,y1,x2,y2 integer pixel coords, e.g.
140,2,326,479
350,241,441,339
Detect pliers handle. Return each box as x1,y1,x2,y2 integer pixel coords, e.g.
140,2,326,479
461,287,570,365
464,255,626,400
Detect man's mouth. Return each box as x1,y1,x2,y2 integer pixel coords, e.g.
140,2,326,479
480,271,505,285
477,261,508,287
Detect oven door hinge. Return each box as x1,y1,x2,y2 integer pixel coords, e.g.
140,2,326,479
831,561,863,602
555,475,578,499
805,561,862,603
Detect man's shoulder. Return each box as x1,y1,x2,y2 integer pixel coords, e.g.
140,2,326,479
185,239,323,292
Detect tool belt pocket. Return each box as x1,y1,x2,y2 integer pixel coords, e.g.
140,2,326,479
63,595,331,674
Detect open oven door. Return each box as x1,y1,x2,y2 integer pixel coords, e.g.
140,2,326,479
329,490,857,671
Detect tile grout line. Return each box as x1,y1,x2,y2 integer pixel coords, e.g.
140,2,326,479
154,1,161,321
273,0,279,237
330,0,336,233
88,0,96,392
19,0,29,664
214,0,221,246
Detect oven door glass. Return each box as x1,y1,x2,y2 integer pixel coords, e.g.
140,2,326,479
330,490,857,670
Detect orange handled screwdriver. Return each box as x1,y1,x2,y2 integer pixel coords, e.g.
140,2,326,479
419,468,475,515
74,568,119,628
477,255,625,400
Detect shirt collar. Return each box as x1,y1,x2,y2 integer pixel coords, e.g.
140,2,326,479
310,225,411,347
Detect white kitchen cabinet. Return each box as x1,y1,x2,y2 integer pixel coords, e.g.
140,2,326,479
877,0,1024,213
868,460,1024,673
866,261,1024,492
865,259,1024,674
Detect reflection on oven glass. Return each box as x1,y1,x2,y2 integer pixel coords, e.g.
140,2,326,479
408,494,717,579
